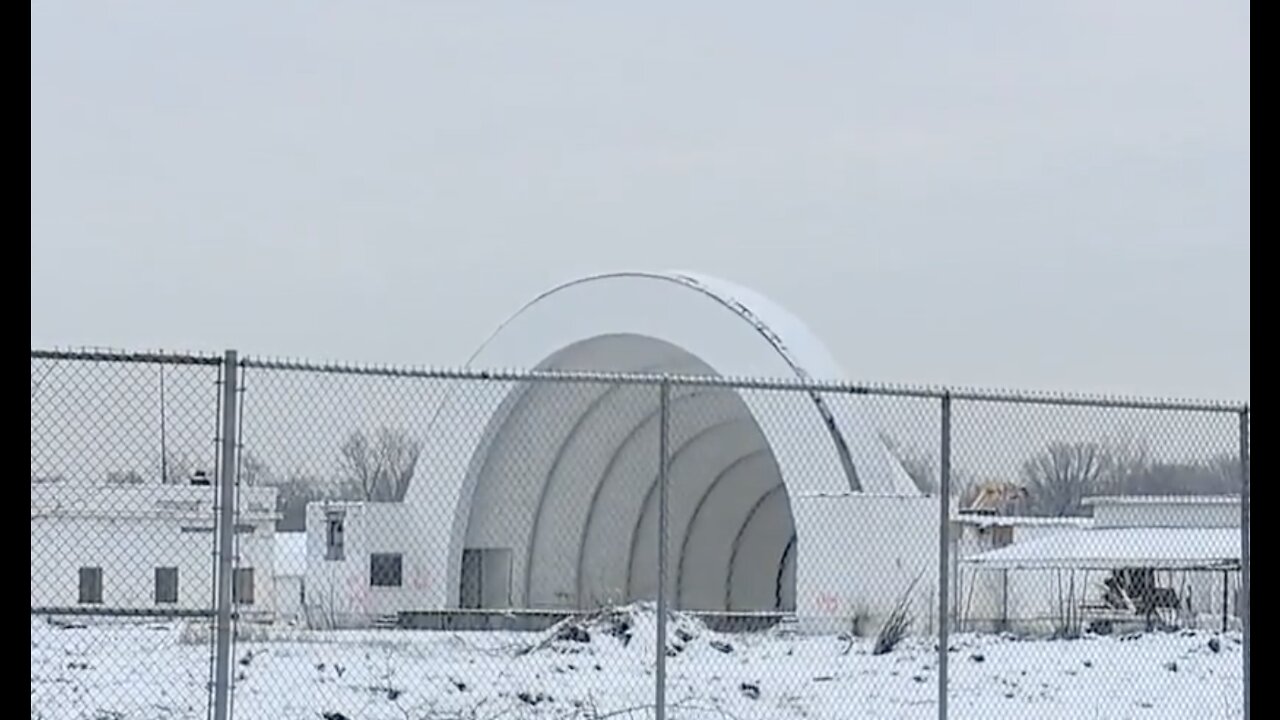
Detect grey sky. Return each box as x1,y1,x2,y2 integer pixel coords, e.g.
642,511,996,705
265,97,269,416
31,2,1249,402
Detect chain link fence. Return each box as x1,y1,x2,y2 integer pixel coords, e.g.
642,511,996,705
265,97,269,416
30,349,1249,720
31,350,229,719
946,397,1245,719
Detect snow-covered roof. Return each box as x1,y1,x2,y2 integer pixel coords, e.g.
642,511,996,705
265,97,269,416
795,492,937,499
275,532,307,577
1083,495,1240,507
30,482,279,522
952,514,1094,529
961,527,1240,571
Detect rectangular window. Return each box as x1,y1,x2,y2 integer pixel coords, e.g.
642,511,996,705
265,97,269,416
325,513,345,561
233,567,255,605
370,553,403,587
78,567,103,604
155,567,179,604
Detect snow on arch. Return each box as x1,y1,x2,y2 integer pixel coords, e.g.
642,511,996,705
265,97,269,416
402,270,918,611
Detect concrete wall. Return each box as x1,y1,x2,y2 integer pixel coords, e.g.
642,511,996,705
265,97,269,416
30,485,278,618
793,494,938,635
275,574,304,623
304,501,426,627
1091,499,1240,529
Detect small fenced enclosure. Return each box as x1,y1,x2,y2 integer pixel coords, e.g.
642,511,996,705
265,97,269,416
31,347,1249,720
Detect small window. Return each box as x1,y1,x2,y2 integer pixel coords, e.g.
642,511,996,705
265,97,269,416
991,525,1014,548
233,568,255,605
78,567,103,604
370,553,403,587
325,513,345,561
155,567,179,604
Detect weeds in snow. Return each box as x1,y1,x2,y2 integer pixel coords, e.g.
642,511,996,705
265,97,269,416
874,573,922,655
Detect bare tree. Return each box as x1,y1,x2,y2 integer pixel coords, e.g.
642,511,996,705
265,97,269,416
1094,435,1150,495
1120,454,1240,496
1022,435,1238,515
339,427,422,501
1207,452,1244,493
239,451,271,486
878,431,936,494
267,473,345,532
105,470,145,485
1020,441,1110,516
948,467,982,507
877,431,990,504
163,452,192,485
1090,434,1237,497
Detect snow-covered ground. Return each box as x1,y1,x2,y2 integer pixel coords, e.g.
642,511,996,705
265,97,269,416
31,606,1244,719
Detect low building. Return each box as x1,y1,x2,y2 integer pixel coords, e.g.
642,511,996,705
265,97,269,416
302,501,420,628
951,513,1092,632
1085,494,1240,528
304,493,939,634
961,495,1243,635
30,481,280,621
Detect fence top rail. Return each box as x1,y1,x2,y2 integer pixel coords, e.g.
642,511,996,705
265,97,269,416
31,347,224,366
237,354,1246,413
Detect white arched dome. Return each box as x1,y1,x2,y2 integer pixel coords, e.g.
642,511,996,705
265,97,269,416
403,271,917,612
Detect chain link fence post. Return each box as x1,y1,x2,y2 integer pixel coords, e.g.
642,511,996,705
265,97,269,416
937,392,951,720
212,350,239,720
30,348,1248,719
655,377,671,720
1240,406,1250,720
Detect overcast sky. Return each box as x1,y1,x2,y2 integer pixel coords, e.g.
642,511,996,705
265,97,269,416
31,2,1249,401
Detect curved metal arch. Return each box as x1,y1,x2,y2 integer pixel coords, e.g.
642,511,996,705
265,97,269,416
471,270,861,491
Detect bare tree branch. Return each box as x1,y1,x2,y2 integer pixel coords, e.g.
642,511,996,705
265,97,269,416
1021,441,1109,516
878,431,936,494
339,427,422,501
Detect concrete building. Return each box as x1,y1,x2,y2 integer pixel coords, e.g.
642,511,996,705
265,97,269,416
302,501,424,628
961,495,1242,634
31,481,280,620
1085,494,1241,529
304,271,934,632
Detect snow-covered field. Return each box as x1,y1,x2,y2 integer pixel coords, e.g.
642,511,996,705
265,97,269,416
31,606,1244,720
